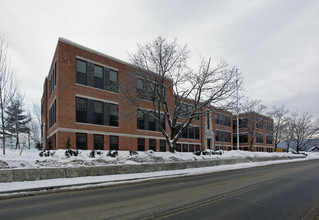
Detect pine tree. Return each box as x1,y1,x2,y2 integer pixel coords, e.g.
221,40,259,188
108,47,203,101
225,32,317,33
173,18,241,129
5,99,31,149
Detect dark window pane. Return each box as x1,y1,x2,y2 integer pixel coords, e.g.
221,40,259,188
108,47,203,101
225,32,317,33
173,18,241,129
109,104,118,126
149,139,156,151
183,144,188,152
110,136,119,150
94,135,104,150
76,133,87,150
160,140,166,152
138,138,145,151
109,70,118,92
137,110,144,129
76,59,87,85
76,98,86,123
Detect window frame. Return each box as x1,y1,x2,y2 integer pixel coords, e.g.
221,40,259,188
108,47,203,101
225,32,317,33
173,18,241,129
76,97,87,123
76,133,87,150
94,134,104,150
76,59,87,85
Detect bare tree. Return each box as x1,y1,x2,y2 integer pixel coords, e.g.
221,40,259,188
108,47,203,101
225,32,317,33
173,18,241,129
268,105,289,152
29,102,41,147
239,99,267,151
123,36,241,152
281,115,295,152
0,36,20,154
291,112,319,152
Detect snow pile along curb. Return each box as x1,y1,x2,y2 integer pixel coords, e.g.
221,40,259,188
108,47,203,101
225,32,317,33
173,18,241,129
0,155,306,183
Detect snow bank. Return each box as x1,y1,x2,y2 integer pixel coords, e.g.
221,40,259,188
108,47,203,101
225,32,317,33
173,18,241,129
0,148,312,169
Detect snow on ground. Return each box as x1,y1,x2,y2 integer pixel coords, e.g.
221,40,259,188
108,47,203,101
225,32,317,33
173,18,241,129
0,149,318,196
0,152,318,196
0,148,310,169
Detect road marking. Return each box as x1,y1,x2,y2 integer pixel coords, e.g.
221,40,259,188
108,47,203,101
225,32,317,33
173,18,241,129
141,181,270,220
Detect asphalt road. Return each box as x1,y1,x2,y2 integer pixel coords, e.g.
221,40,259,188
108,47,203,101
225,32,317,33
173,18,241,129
0,160,318,220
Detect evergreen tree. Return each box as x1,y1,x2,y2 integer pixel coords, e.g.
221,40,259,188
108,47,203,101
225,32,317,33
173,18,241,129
5,98,31,149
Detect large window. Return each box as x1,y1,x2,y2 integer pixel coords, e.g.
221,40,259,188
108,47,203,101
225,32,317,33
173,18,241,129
136,110,165,132
110,136,119,150
183,144,188,152
149,139,156,151
110,104,118,127
256,133,264,143
49,62,56,97
94,135,104,150
49,100,56,128
266,121,273,131
76,97,87,123
138,138,145,151
76,59,87,85
178,103,199,120
215,130,231,142
233,118,248,129
76,97,118,127
256,118,263,129
94,101,103,125
76,133,87,150
179,125,200,140
233,133,248,143
215,113,231,127
136,78,165,102
94,65,103,89
266,135,273,144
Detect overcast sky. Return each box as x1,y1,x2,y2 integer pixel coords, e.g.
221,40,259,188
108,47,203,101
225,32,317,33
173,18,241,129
0,0,318,118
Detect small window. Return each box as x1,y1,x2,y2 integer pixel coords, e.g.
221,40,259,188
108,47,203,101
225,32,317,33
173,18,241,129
110,136,119,150
76,133,87,150
76,59,87,85
137,110,144,129
149,115,155,131
256,133,264,143
189,144,194,152
109,104,118,127
138,138,145,151
76,97,87,123
160,140,166,152
94,101,103,125
94,134,104,150
149,139,156,151
183,144,188,152
94,65,103,89
109,70,118,92
176,144,181,152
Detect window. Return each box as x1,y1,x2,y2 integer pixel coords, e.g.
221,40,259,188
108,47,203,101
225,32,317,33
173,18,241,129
215,130,231,143
76,59,87,85
256,118,263,129
195,145,200,151
110,136,119,150
136,110,165,132
215,113,231,127
266,135,273,145
194,127,200,140
149,139,156,151
180,126,199,140
110,104,118,127
178,103,199,120
149,114,156,131
137,110,144,129
49,100,56,128
183,144,188,152
94,134,104,150
94,65,103,89
138,138,145,151
137,78,144,99
266,121,273,131
160,140,166,152
109,69,118,92
76,97,87,123
76,133,87,150
94,101,103,125
206,110,210,129
233,134,248,143
234,118,248,129
256,133,264,143
188,127,194,139
176,144,181,152
189,144,194,152
49,62,56,97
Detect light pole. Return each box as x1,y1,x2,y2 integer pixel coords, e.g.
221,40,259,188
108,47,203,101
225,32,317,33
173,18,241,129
236,69,240,151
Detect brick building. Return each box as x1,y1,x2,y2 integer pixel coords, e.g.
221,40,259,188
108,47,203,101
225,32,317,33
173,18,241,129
41,38,273,152
233,112,274,152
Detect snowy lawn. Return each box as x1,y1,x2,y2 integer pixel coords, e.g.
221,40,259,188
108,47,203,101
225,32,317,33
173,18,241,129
0,148,314,169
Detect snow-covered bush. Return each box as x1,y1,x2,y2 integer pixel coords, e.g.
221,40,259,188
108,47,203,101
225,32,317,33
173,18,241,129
39,150,55,157
129,150,138,156
65,149,79,158
107,150,118,157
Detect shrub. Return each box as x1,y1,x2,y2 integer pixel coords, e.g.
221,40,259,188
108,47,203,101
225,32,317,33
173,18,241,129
107,150,118,157
39,150,55,157
194,151,201,156
129,150,138,156
66,137,72,149
88,150,95,158
65,149,79,158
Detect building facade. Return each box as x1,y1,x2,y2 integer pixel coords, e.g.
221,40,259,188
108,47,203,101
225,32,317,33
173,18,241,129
41,38,273,152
